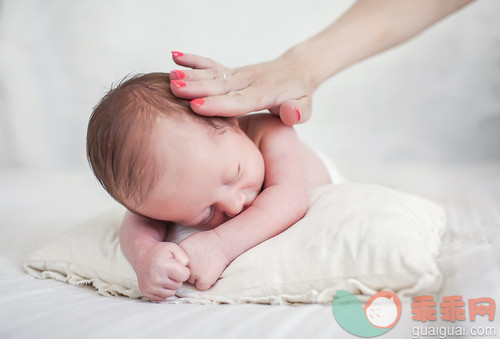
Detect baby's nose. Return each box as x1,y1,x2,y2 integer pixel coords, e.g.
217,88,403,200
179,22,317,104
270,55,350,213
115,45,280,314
222,191,246,218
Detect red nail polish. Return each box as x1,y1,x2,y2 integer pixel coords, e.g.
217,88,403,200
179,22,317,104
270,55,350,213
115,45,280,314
191,98,205,107
295,107,301,121
171,70,186,80
171,51,184,57
171,80,187,88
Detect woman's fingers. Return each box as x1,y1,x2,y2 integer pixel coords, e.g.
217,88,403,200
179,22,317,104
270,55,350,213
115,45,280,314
170,51,250,99
169,52,314,125
181,81,312,126
278,96,312,126
171,51,232,83
171,51,222,70
189,85,312,126
188,85,270,117
170,68,229,82
170,74,247,100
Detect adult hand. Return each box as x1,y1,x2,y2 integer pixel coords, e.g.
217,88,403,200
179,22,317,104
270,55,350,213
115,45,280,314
169,51,314,126
169,0,474,126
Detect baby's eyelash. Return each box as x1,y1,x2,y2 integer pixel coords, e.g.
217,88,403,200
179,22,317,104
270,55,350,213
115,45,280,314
232,163,241,183
225,163,241,186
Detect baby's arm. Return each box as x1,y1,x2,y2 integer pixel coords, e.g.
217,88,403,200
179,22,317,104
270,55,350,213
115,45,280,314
179,116,308,290
120,211,190,301
213,116,309,258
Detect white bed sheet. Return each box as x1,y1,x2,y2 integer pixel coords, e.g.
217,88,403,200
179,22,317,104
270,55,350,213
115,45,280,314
1,0,499,337
1,162,499,339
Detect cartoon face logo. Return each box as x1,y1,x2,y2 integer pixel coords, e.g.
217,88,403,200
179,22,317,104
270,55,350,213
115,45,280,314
363,291,402,329
332,290,403,337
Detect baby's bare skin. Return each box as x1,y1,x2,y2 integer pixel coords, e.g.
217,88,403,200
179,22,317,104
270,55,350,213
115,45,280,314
120,114,331,301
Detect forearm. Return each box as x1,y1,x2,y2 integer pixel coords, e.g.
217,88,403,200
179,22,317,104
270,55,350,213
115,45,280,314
120,212,189,300
120,211,168,269
213,185,308,262
283,0,474,88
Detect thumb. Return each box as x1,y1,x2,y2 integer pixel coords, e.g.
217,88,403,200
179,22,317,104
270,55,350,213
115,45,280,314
279,96,312,126
170,244,189,266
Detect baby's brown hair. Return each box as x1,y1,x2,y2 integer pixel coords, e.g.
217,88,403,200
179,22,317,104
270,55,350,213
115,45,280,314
86,72,237,210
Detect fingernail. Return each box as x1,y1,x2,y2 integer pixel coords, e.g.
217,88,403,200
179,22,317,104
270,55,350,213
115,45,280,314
191,98,205,107
171,80,187,88
171,51,184,57
171,70,186,80
295,107,301,121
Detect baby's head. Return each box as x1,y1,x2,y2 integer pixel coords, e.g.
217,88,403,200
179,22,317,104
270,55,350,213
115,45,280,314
87,72,264,227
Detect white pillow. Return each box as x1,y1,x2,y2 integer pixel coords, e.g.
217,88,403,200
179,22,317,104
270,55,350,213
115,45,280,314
25,183,446,304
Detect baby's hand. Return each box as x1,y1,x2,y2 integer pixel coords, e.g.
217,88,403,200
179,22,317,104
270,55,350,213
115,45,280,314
178,230,230,291
135,241,190,302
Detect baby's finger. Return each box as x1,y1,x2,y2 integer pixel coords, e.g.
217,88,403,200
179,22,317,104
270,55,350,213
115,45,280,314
279,96,312,126
168,260,191,283
171,51,223,70
142,284,173,301
170,244,189,266
187,275,196,286
186,274,213,290
151,280,181,294
147,293,166,302
148,288,177,302
163,279,183,291
194,276,214,291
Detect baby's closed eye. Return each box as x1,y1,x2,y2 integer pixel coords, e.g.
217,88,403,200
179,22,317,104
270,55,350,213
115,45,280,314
224,163,241,186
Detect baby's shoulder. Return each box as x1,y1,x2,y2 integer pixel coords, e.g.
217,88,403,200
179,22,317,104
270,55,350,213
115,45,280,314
238,113,289,136
238,113,296,150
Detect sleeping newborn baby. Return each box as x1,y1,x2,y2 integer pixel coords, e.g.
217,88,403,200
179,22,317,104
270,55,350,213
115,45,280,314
86,72,341,301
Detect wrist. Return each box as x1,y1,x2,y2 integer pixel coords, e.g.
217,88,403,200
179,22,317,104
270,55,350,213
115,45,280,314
210,228,236,264
279,46,319,91
281,37,346,90
126,238,159,272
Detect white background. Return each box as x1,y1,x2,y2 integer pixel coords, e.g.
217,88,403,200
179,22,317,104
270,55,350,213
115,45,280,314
0,3,499,337
1,0,499,172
